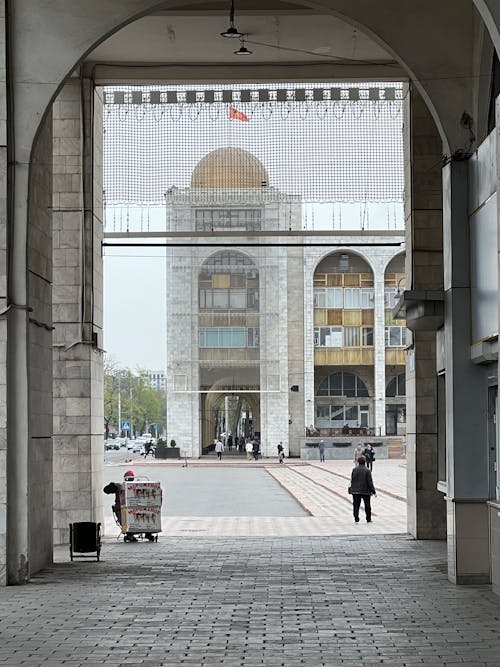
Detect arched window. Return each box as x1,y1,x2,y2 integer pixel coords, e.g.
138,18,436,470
316,371,369,397
386,373,406,397
199,251,258,311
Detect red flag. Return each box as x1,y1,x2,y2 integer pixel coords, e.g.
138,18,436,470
229,105,249,122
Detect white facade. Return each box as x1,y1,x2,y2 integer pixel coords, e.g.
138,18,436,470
165,149,405,457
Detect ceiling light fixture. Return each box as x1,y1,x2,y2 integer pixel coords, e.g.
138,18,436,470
221,0,243,38
234,37,252,55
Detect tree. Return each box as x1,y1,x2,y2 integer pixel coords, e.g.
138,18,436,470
103,360,166,438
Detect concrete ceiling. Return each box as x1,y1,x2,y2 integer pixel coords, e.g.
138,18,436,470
85,9,394,70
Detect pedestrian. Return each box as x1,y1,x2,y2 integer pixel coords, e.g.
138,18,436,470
363,443,375,471
245,439,253,460
277,442,284,463
353,442,364,463
215,438,224,461
228,434,233,451
252,439,260,460
348,455,376,523
319,439,325,462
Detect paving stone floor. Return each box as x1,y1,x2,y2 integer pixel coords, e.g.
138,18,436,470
104,461,407,537
2,535,500,666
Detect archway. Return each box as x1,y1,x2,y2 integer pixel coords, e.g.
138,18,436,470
312,251,378,432
6,0,500,585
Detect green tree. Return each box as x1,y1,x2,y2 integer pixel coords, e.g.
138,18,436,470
104,361,166,438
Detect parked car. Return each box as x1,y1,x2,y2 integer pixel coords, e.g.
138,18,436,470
104,440,119,451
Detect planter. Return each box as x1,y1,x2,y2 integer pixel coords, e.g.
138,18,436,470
163,447,180,459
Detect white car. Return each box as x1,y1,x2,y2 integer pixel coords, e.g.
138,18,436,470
132,443,145,455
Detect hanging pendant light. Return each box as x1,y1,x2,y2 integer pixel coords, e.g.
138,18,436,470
221,0,244,38
234,37,252,55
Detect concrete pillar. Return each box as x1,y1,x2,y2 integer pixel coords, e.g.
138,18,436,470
259,247,289,457
166,247,200,456
443,160,491,584
7,96,54,583
373,268,386,435
0,2,7,586
405,90,446,540
27,111,54,575
52,77,103,544
303,253,315,429
287,247,305,455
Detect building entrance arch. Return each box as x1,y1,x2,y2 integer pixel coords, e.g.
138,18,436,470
5,0,500,585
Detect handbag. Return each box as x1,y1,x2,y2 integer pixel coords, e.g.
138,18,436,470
348,485,352,494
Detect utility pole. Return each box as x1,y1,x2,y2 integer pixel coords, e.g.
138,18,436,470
118,375,122,438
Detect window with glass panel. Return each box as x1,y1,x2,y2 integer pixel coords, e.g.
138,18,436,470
386,373,406,397
344,326,360,347
344,288,361,308
247,327,260,348
199,327,247,348
195,209,262,231
315,404,363,426
360,288,374,308
326,288,343,308
384,288,399,309
385,326,406,347
362,327,374,345
315,372,369,397
200,288,256,309
314,325,373,347
313,288,326,308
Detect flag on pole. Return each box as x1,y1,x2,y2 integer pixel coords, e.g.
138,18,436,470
229,105,249,122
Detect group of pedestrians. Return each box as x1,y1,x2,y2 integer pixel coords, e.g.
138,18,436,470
213,436,261,461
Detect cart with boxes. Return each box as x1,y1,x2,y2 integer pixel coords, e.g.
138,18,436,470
119,480,162,541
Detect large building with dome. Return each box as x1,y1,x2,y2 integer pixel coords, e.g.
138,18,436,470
165,147,406,457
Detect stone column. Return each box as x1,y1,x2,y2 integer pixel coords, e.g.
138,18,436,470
27,112,54,575
0,2,7,586
405,90,446,540
166,247,200,457
443,160,490,583
287,246,305,456
303,252,316,429
259,247,289,456
373,265,386,435
52,78,104,544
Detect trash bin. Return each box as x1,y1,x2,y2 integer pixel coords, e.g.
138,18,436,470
69,522,101,561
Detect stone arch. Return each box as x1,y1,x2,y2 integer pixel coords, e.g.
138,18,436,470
312,248,376,277
383,251,406,274
9,0,500,584
19,0,500,161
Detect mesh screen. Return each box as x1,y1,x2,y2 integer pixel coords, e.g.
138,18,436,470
103,82,404,206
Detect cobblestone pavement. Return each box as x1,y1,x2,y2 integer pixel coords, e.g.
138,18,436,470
1,536,500,666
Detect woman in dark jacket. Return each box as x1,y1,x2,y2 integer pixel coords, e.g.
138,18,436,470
349,456,376,523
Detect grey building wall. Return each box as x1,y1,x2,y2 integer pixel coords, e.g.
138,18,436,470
52,78,104,545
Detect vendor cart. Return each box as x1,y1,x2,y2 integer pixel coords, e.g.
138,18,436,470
118,480,162,542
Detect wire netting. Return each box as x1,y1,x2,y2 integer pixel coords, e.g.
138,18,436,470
103,82,404,206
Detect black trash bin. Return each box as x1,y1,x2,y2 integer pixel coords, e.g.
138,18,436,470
69,522,101,561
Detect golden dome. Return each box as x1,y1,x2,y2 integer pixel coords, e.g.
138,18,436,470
191,148,268,188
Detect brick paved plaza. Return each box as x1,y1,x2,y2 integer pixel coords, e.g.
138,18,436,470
0,461,498,665
1,535,500,666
